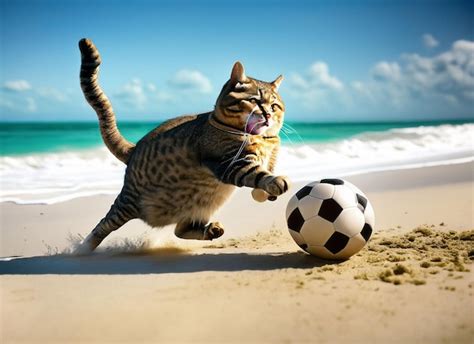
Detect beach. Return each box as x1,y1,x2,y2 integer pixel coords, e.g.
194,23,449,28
2,0,474,341
1,160,473,343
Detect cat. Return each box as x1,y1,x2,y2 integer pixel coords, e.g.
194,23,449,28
77,38,290,253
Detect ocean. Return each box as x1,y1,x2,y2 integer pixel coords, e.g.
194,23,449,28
1,120,473,204
1,120,471,156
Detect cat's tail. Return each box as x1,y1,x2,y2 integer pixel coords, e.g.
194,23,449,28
79,38,135,164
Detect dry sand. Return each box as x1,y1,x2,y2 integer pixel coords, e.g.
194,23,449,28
1,162,473,343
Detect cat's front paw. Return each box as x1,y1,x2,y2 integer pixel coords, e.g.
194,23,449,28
251,188,277,202
203,222,224,240
262,176,290,197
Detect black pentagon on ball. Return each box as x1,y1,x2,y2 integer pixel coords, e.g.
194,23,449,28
320,178,344,185
361,223,373,242
295,186,313,200
324,231,350,254
356,194,368,211
318,198,343,222
287,208,305,232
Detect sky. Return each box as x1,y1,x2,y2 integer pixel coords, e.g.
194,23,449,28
0,0,473,122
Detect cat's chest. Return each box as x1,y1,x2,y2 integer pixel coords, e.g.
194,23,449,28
248,138,273,167
259,147,272,168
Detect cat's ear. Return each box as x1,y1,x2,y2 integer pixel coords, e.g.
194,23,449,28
230,61,247,85
271,75,284,90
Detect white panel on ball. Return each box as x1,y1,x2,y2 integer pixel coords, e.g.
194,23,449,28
307,245,335,260
364,201,376,228
306,180,320,187
298,196,323,220
333,207,365,237
333,233,367,259
285,195,299,219
344,180,366,197
300,216,335,246
288,229,306,247
332,185,358,208
309,183,335,200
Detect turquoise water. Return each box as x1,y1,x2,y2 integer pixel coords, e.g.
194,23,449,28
0,119,472,156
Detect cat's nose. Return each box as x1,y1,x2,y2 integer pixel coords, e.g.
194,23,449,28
264,113,271,119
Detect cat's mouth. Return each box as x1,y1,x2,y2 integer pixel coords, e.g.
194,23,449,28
245,114,271,135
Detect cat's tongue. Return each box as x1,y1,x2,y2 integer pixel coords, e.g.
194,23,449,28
245,116,268,135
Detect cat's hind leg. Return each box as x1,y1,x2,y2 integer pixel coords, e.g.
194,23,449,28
75,194,138,254
174,220,224,240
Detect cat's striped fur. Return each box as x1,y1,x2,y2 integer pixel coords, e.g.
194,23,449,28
79,41,134,163
77,38,289,253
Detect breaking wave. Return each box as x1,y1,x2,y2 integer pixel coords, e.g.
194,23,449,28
1,123,472,204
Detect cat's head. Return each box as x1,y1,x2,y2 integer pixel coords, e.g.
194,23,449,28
214,62,284,137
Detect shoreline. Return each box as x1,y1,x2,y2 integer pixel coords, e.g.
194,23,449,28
2,151,473,206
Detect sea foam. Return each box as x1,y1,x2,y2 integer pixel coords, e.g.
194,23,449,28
1,123,472,204
276,123,474,178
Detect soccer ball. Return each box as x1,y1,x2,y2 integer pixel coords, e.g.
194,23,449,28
286,178,375,260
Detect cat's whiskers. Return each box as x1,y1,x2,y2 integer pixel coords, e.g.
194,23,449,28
222,137,249,177
280,126,298,142
282,123,305,143
279,129,296,146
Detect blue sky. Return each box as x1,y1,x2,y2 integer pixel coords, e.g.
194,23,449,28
0,0,473,122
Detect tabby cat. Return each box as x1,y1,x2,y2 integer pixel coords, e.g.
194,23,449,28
77,38,290,253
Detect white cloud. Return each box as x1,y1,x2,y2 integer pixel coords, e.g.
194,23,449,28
422,34,439,48
356,39,474,112
112,69,212,111
147,83,157,92
289,73,310,90
288,39,474,116
26,97,37,112
37,87,68,102
401,39,474,99
3,80,32,92
287,61,345,111
371,62,401,81
1,80,71,115
0,94,37,113
0,96,15,110
156,90,174,102
115,78,148,109
168,70,212,93
309,62,344,90
291,62,344,91
114,79,174,109
351,81,376,102
114,69,212,111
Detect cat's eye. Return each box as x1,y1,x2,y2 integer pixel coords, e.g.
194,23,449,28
271,104,281,112
226,105,241,113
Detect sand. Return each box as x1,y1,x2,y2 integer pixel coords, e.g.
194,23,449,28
1,162,473,343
